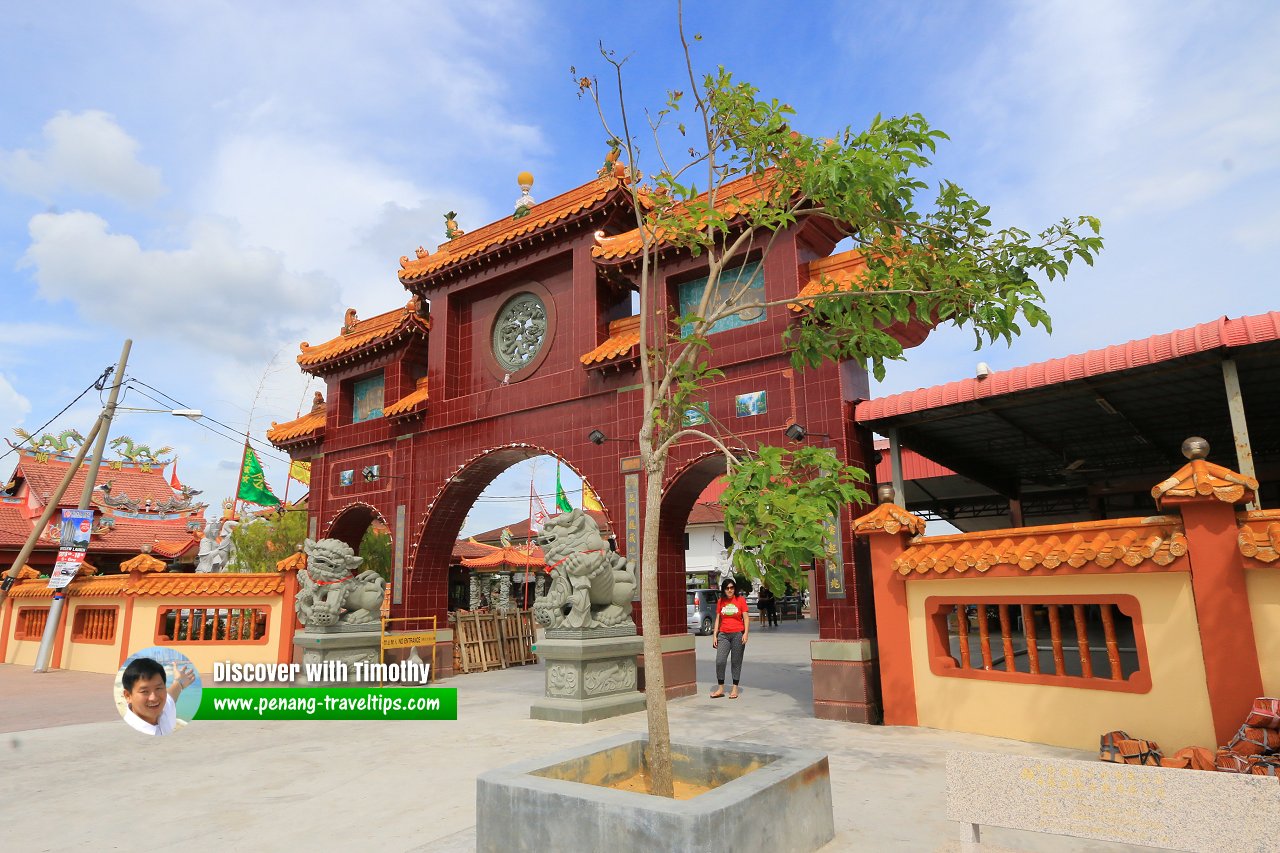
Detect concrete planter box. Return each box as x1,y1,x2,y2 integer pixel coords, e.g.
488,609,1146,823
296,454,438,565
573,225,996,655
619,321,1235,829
476,733,834,853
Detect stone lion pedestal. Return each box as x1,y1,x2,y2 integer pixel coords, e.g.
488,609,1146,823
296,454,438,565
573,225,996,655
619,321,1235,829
291,537,387,685
530,628,645,724
294,625,382,686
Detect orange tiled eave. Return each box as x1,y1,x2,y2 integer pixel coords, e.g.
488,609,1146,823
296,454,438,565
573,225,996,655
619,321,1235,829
1238,509,1280,566
592,168,789,262
891,515,1188,578
385,377,429,417
267,410,326,445
399,173,628,284
6,572,287,598
790,250,871,311
581,315,641,366
297,305,430,371
461,545,545,570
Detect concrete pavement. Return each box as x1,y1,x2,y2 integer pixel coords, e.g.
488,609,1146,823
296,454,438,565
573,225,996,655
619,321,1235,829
0,620,1147,852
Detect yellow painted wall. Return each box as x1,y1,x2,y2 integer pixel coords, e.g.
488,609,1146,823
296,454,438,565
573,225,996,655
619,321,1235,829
60,600,126,674
5,638,41,667
125,598,288,674
1246,569,1280,696
907,572,1216,752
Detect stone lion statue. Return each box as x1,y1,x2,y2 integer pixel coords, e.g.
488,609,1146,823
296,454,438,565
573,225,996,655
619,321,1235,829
532,509,635,630
295,538,386,629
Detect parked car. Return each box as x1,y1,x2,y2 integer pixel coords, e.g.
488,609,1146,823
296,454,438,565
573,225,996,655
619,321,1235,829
687,588,718,635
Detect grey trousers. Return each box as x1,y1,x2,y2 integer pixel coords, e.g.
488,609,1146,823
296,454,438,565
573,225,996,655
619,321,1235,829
715,631,745,685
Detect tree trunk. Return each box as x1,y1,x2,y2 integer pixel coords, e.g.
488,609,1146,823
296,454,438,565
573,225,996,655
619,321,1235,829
639,457,675,798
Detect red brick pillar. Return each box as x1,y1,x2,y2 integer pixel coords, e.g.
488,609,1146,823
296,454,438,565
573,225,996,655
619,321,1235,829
826,488,924,725
1153,438,1264,745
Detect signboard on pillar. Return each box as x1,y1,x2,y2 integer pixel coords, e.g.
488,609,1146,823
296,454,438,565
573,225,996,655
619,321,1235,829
622,456,641,598
393,504,406,606
821,513,846,599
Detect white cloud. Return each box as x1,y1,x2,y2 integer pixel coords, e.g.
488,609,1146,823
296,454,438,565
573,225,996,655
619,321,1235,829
0,373,31,427
20,210,341,361
199,134,488,304
0,110,165,204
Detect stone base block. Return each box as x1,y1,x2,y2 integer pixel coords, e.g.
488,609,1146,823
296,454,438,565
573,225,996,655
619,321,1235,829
293,630,381,686
530,692,647,724
477,733,834,853
531,634,644,724
637,635,697,699
811,645,880,724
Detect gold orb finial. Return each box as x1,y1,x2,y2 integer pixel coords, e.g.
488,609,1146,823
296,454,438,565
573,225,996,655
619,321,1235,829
517,170,534,189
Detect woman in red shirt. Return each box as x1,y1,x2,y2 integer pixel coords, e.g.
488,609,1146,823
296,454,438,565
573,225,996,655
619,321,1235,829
710,577,749,699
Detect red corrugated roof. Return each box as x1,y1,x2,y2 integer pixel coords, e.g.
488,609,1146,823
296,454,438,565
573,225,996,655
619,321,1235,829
871,440,955,481
856,312,1280,423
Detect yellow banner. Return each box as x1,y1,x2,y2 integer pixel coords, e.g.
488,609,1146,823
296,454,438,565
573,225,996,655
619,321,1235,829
582,481,604,511
289,461,311,485
381,631,436,649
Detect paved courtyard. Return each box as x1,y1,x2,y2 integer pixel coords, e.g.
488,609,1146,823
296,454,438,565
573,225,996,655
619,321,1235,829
0,620,1148,852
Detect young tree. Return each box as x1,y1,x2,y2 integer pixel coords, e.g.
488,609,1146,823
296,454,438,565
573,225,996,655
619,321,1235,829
229,504,308,572
578,11,1101,797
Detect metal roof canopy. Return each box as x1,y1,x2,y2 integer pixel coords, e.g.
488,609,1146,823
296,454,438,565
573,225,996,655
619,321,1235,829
856,313,1280,531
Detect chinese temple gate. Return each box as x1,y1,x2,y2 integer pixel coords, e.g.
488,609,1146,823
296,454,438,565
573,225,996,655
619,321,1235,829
267,165,930,719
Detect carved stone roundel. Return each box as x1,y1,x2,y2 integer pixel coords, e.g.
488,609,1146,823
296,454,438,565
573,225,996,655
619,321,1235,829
492,292,547,373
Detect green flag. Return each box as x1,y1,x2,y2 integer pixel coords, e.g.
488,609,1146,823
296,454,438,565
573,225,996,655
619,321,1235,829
555,463,572,513
237,444,281,507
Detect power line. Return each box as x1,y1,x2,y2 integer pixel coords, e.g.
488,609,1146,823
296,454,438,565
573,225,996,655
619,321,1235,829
123,379,295,466
0,364,114,465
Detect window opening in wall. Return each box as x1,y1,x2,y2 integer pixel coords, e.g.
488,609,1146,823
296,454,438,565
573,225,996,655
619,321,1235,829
677,261,765,336
72,607,118,642
158,608,268,643
352,374,385,423
15,607,49,640
928,596,1146,687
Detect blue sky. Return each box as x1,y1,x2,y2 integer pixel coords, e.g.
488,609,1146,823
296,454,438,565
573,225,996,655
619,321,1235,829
1,1,1276,538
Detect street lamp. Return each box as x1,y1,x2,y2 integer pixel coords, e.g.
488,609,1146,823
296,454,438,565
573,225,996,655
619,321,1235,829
117,407,203,419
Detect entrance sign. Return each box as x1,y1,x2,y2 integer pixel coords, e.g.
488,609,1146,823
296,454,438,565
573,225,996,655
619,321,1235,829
822,515,845,599
381,630,437,649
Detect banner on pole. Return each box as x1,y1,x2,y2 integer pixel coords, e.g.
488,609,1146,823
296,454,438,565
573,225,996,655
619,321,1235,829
48,549,86,589
58,508,94,550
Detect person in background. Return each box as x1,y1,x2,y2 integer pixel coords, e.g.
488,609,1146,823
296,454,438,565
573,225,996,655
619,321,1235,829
710,577,750,699
759,585,779,628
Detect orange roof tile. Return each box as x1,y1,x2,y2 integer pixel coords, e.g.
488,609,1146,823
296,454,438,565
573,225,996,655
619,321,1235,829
891,517,1187,577
790,250,870,311
276,550,307,571
127,573,286,597
580,315,641,366
121,552,167,573
592,168,789,262
852,502,928,537
399,170,630,284
267,410,326,445
297,299,430,373
385,377,429,417
8,576,128,598
461,543,545,571
1238,510,1280,565
1153,458,1257,508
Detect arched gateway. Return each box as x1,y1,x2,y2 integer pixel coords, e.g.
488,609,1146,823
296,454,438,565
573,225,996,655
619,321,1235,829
267,165,930,721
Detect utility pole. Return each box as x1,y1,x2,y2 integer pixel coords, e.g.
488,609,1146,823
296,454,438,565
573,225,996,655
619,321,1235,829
32,339,131,673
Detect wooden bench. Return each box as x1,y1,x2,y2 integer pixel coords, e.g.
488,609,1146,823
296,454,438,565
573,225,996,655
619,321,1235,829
945,750,1280,852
